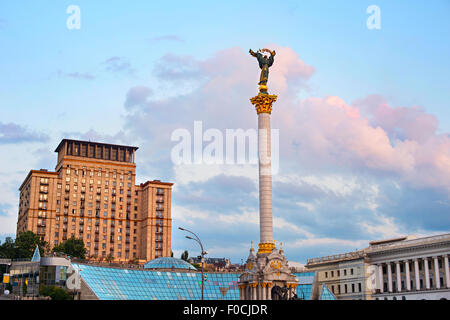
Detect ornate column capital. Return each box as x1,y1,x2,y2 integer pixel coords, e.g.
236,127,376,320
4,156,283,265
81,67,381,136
250,93,278,114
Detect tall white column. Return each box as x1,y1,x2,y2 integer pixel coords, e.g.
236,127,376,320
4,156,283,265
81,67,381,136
396,261,402,292
258,113,273,245
433,257,440,289
405,260,411,291
261,284,266,300
444,255,450,288
424,258,430,289
414,259,420,290
387,263,393,292
377,264,384,293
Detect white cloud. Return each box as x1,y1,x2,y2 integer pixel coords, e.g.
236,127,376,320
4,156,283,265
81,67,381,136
288,237,368,250
358,213,403,239
296,201,315,212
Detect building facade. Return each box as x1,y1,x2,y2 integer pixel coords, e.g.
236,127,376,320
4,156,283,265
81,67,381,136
306,233,450,300
366,234,450,300
16,139,173,263
305,250,372,300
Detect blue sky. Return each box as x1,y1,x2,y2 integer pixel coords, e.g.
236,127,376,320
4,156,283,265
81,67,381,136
0,1,449,264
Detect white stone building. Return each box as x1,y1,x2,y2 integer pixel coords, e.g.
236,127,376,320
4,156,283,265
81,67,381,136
366,234,450,300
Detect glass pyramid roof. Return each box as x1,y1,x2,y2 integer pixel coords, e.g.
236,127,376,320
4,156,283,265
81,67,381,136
31,245,41,262
319,284,337,300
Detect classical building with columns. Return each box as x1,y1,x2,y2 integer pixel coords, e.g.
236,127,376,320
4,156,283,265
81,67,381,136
305,250,372,300
305,233,450,300
367,233,450,300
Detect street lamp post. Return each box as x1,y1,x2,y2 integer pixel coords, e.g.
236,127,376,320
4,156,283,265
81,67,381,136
179,227,207,300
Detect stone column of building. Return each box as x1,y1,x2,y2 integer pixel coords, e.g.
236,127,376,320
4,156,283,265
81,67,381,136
267,283,272,300
257,284,261,300
260,283,265,300
414,259,420,290
424,258,431,289
239,284,245,299
445,255,450,288
262,284,266,300
405,260,411,291
433,256,440,289
387,263,393,292
396,261,402,292
378,264,384,293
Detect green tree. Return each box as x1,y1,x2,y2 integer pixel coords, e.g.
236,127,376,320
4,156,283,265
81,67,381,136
39,285,73,300
0,237,16,259
14,231,48,259
52,236,86,259
181,250,189,261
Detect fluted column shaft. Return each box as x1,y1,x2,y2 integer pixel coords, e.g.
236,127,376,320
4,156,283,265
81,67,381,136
387,263,393,293
445,255,450,288
424,258,430,289
434,257,440,289
414,259,420,290
378,264,384,293
396,261,402,292
405,261,411,291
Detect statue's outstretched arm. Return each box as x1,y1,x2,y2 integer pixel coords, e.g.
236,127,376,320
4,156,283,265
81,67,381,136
249,49,257,57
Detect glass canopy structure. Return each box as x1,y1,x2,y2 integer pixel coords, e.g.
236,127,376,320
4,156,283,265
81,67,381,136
73,259,336,300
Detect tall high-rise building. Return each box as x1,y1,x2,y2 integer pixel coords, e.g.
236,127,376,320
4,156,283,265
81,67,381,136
16,139,173,263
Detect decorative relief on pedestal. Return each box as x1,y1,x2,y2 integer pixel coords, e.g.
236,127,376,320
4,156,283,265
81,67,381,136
270,260,282,270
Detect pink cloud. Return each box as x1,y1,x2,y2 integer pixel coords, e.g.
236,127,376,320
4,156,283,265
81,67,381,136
353,94,439,143
125,44,450,192
276,94,450,191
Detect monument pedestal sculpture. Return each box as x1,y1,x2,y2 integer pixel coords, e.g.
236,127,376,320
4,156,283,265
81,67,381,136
238,48,298,300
